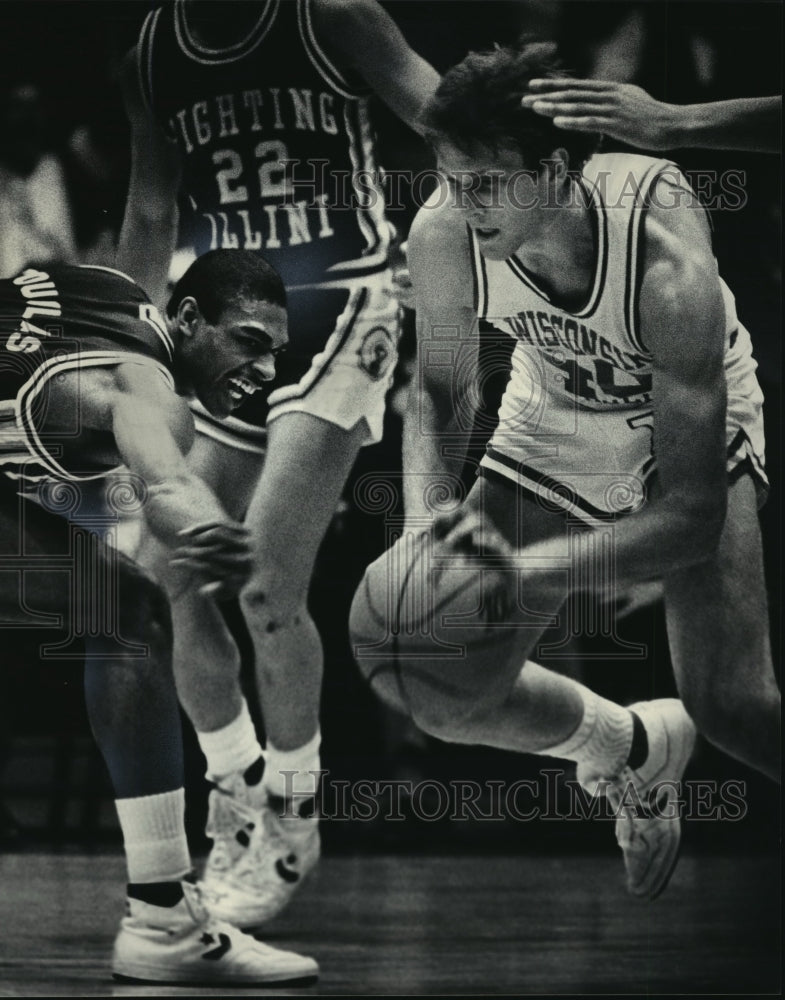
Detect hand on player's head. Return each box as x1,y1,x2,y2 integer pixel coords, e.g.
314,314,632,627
521,79,678,151
170,520,254,600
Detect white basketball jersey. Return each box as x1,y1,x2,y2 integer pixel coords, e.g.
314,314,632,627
469,152,755,414
474,153,766,520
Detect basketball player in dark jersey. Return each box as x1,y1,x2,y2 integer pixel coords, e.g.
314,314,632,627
117,0,439,926
351,45,780,901
0,256,320,984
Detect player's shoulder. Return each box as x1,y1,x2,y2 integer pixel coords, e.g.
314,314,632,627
408,190,474,304
311,0,380,22
310,0,388,59
310,0,371,38
583,150,675,204
409,185,470,264
65,265,153,310
640,172,716,289
638,193,720,327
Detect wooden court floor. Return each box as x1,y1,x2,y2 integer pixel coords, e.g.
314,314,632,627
0,850,780,996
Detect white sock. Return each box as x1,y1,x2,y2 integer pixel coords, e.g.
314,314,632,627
539,683,633,778
115,788,191,884
263,730,322,804
196,699,263,782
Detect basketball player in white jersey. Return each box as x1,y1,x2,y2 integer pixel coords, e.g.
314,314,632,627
351,43,780,900
117,0,439,926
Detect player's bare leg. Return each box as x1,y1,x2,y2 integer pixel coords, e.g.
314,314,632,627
353,474,696,899
194,412,365,926
135,435,271,923
242,412,368,753
664,473,781,783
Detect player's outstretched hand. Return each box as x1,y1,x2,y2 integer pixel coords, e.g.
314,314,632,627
170,520,253,599
522,79,680,150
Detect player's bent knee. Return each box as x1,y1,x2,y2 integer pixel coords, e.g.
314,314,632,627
240,580,308,634
408,695,477,744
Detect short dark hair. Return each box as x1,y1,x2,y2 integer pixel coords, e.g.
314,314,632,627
166,249,286,322
421,42,601,171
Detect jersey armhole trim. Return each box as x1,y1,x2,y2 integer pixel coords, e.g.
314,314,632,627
623,161,667,356
14,352,175,483
173,0,279,64
572,176,608,319
297,0,371,100
137,8,160,114
78,264,138,286
468,227,488,320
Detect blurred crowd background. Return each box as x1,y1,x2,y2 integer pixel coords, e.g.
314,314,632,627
1,1,780,855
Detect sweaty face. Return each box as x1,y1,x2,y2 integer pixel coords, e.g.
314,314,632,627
191,297,288,418
436,141,550,261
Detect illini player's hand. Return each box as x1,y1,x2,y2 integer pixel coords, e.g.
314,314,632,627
170,520,254,599
522,79,680,150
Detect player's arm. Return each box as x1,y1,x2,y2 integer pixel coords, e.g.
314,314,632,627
522,81,781,153
312,0,440,134
115,47,183,309
505,181,729,594
78,363,251,596
403,198,480,523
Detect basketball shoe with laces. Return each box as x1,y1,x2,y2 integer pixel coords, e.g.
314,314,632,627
577,698,696,900
112,879,318,984
202,781,320,927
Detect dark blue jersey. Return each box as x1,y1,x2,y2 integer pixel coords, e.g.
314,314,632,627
0,264,174,485
138,0,392,288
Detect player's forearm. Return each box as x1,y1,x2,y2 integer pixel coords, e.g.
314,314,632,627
143,475,236,548
521,499,725,598
402,384,468,525
671,96,781,153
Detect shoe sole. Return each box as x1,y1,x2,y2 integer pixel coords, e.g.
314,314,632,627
112,965,318,986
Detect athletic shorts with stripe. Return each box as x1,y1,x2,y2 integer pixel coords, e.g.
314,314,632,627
191,269,400,452
480,327,768,523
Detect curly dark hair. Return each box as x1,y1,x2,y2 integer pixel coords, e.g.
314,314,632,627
421,42,601,171
166,249,286,323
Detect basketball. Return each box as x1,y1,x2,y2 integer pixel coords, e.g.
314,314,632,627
349,531,517,711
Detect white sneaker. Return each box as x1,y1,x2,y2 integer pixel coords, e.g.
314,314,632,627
112,880,318,985
203,773,259,883
577,698,696,900
203,795,321,928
